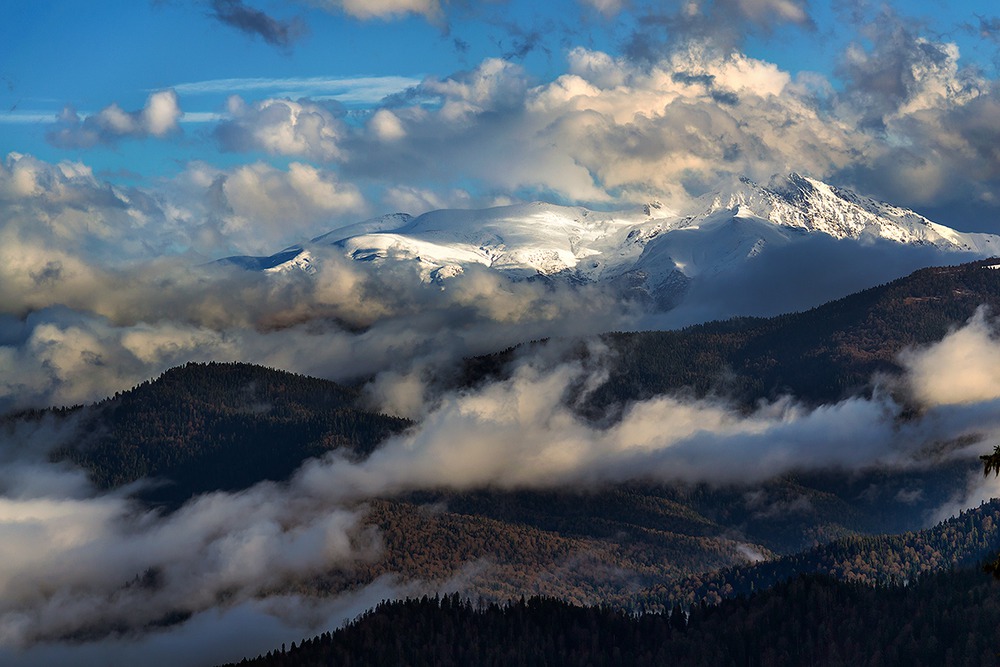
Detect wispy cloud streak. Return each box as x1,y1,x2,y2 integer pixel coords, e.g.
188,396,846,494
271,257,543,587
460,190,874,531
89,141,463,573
171,75,422,104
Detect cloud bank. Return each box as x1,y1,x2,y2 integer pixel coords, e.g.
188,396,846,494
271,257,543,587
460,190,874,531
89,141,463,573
3,309,1000,664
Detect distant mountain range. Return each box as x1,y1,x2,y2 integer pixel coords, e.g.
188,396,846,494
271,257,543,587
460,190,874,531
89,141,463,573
220,174,1000,306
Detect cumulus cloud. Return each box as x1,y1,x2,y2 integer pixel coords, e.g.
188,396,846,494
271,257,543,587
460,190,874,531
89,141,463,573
0,152,190,267
162,159,369,255
176,8,1000,218
209,0,306,50
813,11,1000,213
367,108,406,142
836,12,981,129
327,28,1000,218
206,161,365,249
47,91,182,149
215,96,347,161
338,49,860,207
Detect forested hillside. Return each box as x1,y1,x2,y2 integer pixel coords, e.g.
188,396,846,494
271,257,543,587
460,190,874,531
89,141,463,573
221,568,1000,667
49,362,411,504
601,260,1000,407
298,487,1000,612
657,499,1000,606
464,259,1000,410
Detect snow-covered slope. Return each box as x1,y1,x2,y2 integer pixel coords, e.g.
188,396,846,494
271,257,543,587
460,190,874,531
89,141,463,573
693,174,1000,253
334,202,671,281
220,174,1000,305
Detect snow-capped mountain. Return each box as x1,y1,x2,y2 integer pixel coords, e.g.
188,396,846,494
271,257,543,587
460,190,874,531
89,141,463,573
692,174,999,252
220,174,1000,305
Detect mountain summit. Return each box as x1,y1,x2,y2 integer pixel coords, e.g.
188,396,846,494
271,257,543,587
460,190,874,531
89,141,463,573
221,174,1000,306
696,173,996,249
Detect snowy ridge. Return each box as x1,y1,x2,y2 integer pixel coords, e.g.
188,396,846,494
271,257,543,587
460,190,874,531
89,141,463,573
697,174,1000,253
220,174,1000,304
323,202,670,282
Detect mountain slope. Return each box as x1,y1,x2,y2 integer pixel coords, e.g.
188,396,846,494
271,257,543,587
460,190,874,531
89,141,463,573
220,568,1000,667
692,173,1000,252
657,498,1000,607
461,258,1000,409
219,175,1000,307
50,362,411,504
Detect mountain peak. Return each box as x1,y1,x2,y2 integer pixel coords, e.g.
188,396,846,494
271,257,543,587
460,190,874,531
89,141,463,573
218,174,1000,305
766,172,820,203
694,172,944,242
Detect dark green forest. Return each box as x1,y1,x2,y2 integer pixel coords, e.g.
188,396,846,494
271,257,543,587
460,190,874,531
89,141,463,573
48,362,410,505
221,568,1000,667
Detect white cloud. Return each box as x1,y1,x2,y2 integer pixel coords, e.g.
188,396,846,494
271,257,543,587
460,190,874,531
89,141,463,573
308,0,441,21
228,161,360,219
214,161,365,249
142,90,183,136
0,152,182,263
901,308,1000,407
368,109,406,142
338,50,859,207
216,97,346,161
170,75,421,104
47,91,182,148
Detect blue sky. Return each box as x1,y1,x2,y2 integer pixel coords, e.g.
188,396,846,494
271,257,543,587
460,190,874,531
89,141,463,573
3,0,1000,244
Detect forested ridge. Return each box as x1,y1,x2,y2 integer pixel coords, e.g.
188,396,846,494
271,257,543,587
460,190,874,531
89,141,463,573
464,259,1000,410
599,260,1000,408
342,495,1000,611
48,362,411,504
220,568,1000,667
313,496,753,609
656,499,1000,606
